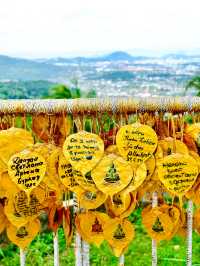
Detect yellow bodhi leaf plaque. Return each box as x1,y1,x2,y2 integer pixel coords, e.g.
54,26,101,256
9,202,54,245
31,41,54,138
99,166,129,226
58,153,75,188
186,123,200,141
92,154,133,196
145,156,156,180
63,131,104,175
103,218,135,257
58,153,85,194
0,172,19,199
79,189,107,210
8,151,46,195
158,154,198,196
0,127,34,166
77,211,109,247
125,163,147,193
158,138,188,156
73,170,97,192
7,219,40,250
5,190,44,227
26,143,62,192
142,206,174,241
116,123,158,166
106,191,136,218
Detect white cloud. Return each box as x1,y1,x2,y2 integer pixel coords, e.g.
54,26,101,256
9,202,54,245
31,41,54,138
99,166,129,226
0,0,199,57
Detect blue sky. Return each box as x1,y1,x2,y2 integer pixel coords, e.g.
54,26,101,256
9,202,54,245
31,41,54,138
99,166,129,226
0,0,200,58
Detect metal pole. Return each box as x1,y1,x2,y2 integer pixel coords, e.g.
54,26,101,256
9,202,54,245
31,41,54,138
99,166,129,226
75,232,82,266
20,248,26,266
186,200,193,266
74,194,83,266
53,232,59,266
82,240,90,266
152,192,158,266
119,254,125,266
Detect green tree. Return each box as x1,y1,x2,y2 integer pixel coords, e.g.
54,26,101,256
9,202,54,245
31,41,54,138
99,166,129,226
48,84,72,99
186,76,200,96
86,89,97,98
70,78,82,98
71,87,81,98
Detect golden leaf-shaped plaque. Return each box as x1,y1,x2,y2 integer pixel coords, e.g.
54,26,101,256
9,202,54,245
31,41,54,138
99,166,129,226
76,211,109,247
63,131,104,175
158,154,198,196
92,154,132,196
103,218,134,257
116,123,158,167
78,189,107,210
5,190,44,227
8,151,46,196
7,219,40,250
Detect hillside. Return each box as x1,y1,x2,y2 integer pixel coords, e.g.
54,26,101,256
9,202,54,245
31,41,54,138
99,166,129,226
0,55,67,80
0,51,145,81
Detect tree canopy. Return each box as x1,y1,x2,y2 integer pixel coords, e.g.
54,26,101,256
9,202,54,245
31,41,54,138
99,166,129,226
48,84,72,99
186,76,200,96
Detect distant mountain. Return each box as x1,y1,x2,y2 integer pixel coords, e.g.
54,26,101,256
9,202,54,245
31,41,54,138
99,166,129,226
0,55,67,80
0,51,199,81
31,51,200,66
0,51,149,80
38,51,147,64
100,51,134,61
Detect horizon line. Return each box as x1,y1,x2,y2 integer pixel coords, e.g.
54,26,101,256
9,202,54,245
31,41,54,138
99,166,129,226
1,48,200,60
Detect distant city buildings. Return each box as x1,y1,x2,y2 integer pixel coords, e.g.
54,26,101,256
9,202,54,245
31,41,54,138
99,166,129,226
66,56,199,97
0,53,199,97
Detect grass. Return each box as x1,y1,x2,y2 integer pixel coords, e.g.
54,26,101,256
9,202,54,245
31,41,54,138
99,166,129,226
0,208,200,266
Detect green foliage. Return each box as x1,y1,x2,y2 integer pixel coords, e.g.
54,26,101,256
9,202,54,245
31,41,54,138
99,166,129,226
86,89,97,98
0,81,96,100
48,84,72,99
184,114,193,124
71,87,81,98
84,118,92,132
101,113,115,132
0,80,54,99
186,76,200,96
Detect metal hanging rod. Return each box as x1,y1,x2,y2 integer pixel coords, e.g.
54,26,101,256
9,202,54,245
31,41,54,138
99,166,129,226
0,96,199,114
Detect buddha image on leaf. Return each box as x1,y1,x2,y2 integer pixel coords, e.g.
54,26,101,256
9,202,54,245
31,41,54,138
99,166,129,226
104,164,120,183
